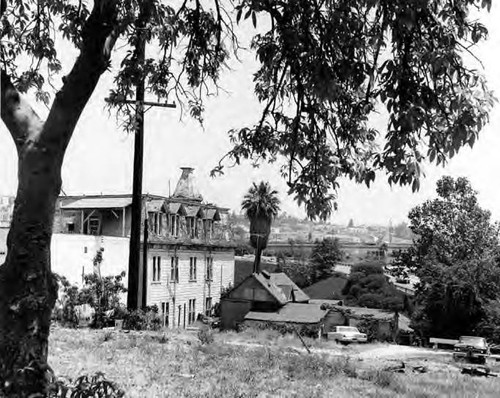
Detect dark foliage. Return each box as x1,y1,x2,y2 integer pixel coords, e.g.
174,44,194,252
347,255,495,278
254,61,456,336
342,262,404,311
310,238,343,283
122,308,161,331
241,321,320,339
408,177,500,338
48,372,124,397
215,0,495,220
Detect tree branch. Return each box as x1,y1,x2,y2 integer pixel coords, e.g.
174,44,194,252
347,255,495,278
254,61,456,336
0,69,44,151
41,0,120,153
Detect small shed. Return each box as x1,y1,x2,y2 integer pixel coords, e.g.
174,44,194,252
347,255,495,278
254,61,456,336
323,305,412,342
243,302,328,337
220,271,310,330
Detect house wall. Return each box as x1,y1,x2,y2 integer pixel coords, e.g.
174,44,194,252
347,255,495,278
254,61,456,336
323,310,347,332
54,208,132,237
145,247,234,328
229,277,278,303
0,227,8,265
51,233,130,288
220,299,252,330
348,318,393,340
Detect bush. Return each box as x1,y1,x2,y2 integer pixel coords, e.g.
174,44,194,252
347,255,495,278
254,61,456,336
123,308,161,331
49,372,124,397
197,325,215,345
243,321,320,339
53,274,81,328
361,370,396,389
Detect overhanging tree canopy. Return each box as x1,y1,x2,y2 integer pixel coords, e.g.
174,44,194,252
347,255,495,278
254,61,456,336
214,0,495,219
0,0,495,395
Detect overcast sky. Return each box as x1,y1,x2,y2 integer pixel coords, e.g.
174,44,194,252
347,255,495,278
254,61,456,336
1,4,500,226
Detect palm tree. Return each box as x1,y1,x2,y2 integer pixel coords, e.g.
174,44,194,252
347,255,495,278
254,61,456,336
241,181,281,273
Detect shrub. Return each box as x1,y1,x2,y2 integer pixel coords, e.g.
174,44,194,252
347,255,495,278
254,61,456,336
48,372,124,397
197,325,215,345
53,274,80,328
123,308,161,331
243,321,319,339
354,317,381,342
361,370,397,389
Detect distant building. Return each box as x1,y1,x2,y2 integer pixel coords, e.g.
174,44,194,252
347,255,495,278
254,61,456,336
0,196,14,228
50,167,235,328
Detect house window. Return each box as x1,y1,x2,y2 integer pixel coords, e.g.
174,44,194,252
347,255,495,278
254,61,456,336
189,257,197,281
188,299,196,324
204,220,212,239
170,214,179,237
67,222,75,233
205,257,213,281
87,217,100,235
161,302,169,328
186,217,197,238
205,297,212,316
152,256,161,282
170,256,179,283
149,212,162,235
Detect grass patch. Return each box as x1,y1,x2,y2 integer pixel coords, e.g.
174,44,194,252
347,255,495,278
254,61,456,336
49,327,500,397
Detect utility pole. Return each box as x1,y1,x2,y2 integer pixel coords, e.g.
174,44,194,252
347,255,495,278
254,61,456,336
106,1,175,310
126,5,147,311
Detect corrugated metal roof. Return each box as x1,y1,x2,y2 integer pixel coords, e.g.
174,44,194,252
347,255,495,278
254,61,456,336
146,199,165,212
60,197,132,209
245,303,327,324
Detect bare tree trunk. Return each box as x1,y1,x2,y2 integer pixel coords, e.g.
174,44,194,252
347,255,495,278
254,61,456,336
0,138,61,395
0,2,119,394
254,246,262,273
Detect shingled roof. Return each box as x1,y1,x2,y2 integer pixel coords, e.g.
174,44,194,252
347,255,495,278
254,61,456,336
252,271,310,304
245,302,327,324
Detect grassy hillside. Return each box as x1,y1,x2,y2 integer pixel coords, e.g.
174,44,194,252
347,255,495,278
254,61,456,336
49,326,500,397
303,275,348,300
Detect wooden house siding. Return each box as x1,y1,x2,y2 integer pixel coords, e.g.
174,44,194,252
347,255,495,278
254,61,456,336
146,248,234,328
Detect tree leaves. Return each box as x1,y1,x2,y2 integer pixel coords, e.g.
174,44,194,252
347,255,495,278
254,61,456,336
217,0,494,220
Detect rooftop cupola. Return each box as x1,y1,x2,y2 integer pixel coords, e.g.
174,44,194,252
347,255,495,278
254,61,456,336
172,167,203,202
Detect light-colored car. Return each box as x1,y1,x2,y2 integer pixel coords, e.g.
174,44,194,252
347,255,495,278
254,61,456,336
328,326,367,344
453,336,489,358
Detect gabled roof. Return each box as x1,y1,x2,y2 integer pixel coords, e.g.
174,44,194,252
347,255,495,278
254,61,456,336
253,273,288,305
268,272,310,303
204,208,221,221
251,272,310,305
185,205,203,218
166,202,186,215
60,197,132,209
245,303,327,324
146,199,166,212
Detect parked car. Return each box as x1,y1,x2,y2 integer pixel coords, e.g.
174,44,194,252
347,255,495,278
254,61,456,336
328,326,367,344
453,336,489,363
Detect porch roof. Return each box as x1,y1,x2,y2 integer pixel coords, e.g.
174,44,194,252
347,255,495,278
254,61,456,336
60,197,132,209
